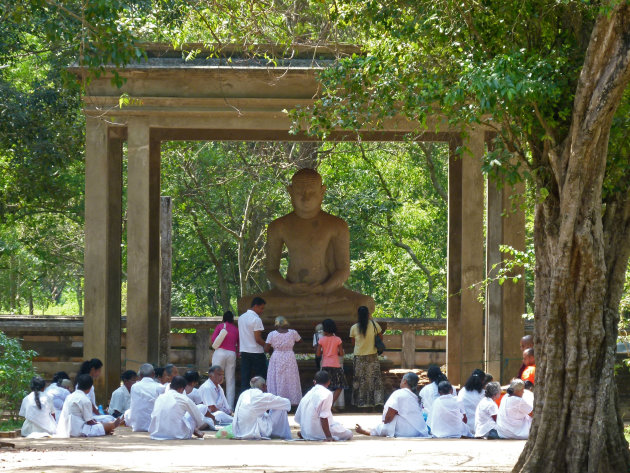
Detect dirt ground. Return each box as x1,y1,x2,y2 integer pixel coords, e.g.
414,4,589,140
0,414,525,473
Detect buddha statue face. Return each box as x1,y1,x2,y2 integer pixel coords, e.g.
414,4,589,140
287,169,326,219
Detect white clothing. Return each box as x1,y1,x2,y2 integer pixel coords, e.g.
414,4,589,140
187,387,203,405
295,384,352,441
238,309,264,353
44,384,70,420
212,347,237,409
522,388,534,407
127,377,165,432
428,395,470,438
457,387,484,432
419,382,439,416
497,394,532,439
474,397,499,437
149,390,205,440
56,390,105,438
19,392,56,437
108,385,131,416
198,379,233,423
232,388,291,439
371,388,428,438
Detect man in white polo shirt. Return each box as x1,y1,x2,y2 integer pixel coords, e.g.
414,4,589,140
238,297,267,393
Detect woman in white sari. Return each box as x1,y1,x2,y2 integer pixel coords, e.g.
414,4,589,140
19,377,57,437
355,372,429,438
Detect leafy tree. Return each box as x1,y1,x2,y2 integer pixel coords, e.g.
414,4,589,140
0,331,37,416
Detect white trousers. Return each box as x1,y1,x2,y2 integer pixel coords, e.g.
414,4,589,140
212,348,237,409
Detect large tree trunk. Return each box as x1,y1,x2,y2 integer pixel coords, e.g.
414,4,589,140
515,4,630,472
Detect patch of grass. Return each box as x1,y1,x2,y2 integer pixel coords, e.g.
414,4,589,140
624,425,630,443
0,419,22,432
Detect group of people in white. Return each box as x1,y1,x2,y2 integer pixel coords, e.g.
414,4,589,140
19,353,532,442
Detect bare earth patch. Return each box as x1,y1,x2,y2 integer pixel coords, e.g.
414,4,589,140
0,414,524,473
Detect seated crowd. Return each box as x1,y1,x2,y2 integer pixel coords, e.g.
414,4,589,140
18,318,536,441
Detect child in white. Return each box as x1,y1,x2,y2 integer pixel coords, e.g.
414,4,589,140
56,374,120,437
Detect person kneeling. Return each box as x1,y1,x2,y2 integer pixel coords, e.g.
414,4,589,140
232,376,291,440
149,376,205,440
295,371,352,441
56,374,121,437
428,381,471,438
356,372,428,438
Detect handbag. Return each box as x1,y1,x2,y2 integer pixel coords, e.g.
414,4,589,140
212,323,228,350
371,320,385,355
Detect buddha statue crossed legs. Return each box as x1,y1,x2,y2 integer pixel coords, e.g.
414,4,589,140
238,169,375,325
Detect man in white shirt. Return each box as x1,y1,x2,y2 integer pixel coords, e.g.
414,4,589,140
184,370,203,404
107,370,137,418
233,376,291,439
56,375,120,437
198,366,233,424
238,297,267,392
149,376,205,440
125,364,165,432
295,371,352,441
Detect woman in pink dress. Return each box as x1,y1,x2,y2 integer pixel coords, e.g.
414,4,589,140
264,316,303,406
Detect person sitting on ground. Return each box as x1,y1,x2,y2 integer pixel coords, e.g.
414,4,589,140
517,335,534,378
126,363,166,432
232,376,292,440
162,364,179,389
295,370,353,441
355,372,429,438
184,370,202,404
44,371,73,420
107,370,137,418
198,365,233,424
497,378,533,439
56,374,121,437
474,381,501,439
155,367,165,384
520,348,536,385
419,365,448,419
457,369,485,433
148,375,205,440
428,380,471,438
19,376,57,437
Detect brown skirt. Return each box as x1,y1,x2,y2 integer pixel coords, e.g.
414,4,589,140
322,366,348,390
352,354,384,407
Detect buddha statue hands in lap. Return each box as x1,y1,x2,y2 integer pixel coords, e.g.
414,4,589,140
238,168,374,322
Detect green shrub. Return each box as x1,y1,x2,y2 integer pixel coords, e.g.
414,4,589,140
0,331,37,417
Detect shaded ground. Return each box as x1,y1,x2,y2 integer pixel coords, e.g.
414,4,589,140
0,414,524,473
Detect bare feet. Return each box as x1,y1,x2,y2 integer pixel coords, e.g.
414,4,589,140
194,429,204,439
355,424,371,436
297,431,303,439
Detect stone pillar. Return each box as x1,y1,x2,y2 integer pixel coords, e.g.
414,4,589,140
485,178,503,380
401,329,416,368
447,130,485,385
500,180,526,382
126,120,161,371
84,118,123,404
485,165,526,383
159,196,172,366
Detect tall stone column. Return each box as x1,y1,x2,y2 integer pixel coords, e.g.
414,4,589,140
447,130,485,385
84,118,123,403
126,120,161,370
